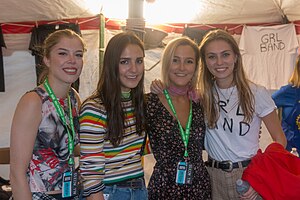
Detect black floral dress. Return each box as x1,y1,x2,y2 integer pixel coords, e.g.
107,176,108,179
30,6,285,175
146,93,211,200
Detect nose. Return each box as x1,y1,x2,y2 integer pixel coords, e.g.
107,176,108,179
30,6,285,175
68,54,76,63
179,61,185,70
216,56,223,65
130,61,137,72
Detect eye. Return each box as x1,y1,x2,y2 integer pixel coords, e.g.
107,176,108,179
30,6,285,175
222,52,230,57
76,53,83,58
172,57,180,63
186,59,195,64
58,52,67,56
120,59,129,65
207,55,216,59
136,58,144,64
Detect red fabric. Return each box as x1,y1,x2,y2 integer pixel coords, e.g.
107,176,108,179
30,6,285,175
242,143,300,200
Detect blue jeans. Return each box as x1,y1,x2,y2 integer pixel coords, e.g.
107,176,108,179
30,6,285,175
103,184,148,200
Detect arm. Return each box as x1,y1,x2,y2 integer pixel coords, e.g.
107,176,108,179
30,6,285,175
79,101,106,198
262,110,287,148
10,92,42,200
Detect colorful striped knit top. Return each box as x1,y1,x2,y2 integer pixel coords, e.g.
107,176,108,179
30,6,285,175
79,97,148,197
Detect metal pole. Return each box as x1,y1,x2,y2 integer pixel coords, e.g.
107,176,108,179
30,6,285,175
126,0,145,41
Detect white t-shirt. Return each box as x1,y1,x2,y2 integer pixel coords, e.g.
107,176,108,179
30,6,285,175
239,24,298,90
204,83,275,162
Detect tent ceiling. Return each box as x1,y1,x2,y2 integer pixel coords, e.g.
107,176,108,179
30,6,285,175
0,0,97,23
1,0,300,24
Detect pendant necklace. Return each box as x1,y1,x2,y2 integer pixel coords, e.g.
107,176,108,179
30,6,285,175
215,85,234,103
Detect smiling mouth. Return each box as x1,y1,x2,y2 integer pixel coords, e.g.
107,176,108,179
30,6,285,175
215,68,227,72
175,73,188,77
127,75,139,79
64,68,77,72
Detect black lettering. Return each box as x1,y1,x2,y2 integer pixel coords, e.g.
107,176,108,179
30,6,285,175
261,34,268,43
239,121,250,136
267,43,274,51
236,105,244,116
219,100,227,113
278,42,285,50
223,118,233,132
275,33,282,42
269,33,276,43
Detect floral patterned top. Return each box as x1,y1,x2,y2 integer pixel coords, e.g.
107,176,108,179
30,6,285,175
146,93,211,200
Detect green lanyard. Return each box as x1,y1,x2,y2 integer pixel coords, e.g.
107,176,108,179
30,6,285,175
163,89,192,158
44,78,75,166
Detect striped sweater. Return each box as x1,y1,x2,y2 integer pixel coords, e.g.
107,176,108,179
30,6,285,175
79,98,148,197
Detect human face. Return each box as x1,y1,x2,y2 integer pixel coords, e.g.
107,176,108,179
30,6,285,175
168,45,196,88
119,44,144,92
204,39,237,88
44,37,84,86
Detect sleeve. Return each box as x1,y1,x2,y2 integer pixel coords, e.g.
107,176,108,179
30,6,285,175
254,84,276,118
271,85,289,108
79,100,106,197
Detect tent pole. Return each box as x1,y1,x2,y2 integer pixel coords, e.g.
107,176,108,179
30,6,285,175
126,0,145,41
99,13,105,77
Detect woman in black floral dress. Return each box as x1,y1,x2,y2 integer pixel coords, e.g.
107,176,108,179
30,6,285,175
146,37,211,200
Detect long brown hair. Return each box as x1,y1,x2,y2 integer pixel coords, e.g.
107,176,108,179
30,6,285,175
86,31,145,147
198,29,255,128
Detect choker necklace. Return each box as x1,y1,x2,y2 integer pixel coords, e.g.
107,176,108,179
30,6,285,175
215,85,234,103
167,85,189,96
167,85,200,102
121,90,131,99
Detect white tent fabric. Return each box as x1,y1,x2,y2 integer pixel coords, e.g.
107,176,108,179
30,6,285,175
0,0,97,23
2,0,300,25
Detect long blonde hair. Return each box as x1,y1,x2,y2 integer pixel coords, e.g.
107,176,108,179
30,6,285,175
289,54,300,87
198,29,255,128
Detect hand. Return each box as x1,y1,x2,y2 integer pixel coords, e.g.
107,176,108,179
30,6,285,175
150,79,165,94
239,185,260,200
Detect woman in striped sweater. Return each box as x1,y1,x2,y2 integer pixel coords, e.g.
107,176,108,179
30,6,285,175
79,31,149,200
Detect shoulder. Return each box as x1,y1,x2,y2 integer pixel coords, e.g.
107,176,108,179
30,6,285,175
272,84,294,97
13,89,43,121
249,82,270,96
19,89,43,109
80,98,106,115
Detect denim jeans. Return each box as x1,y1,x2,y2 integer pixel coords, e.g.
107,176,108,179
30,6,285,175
103,184,148,200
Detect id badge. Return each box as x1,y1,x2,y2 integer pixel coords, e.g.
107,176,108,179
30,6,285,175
62,169,79,198
185,163,193,185
176,161,187,185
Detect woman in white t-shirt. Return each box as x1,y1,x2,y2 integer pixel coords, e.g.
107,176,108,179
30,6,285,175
198,29,286,200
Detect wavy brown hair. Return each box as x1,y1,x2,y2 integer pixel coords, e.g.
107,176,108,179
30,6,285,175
198,29,254,128
85,31,145,147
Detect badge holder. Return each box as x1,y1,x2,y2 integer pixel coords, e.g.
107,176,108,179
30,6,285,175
62,167,79,198
176,161,193,185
